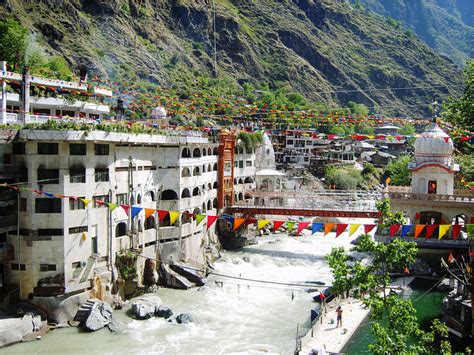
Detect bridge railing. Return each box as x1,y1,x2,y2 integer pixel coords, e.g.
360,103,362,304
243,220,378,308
386,191,474,204
234,198,378,212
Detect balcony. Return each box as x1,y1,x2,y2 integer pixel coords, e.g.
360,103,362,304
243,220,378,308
386,186,474,206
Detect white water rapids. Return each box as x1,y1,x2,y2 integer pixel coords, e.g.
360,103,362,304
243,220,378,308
5,226,367,354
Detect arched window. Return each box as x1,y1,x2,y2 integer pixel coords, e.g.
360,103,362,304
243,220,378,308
202,202,206,211
193,148,201,158
115,222,127,237
137,194,142,204
181,188,191,198
208,164,212,172
193,187,201,196
202,165,207,173
161,189,178,200
207,200,211,211
182,148,191,158
238,178,243,185
208,183,212,190
193,166,200,176
234,193,238,201
181,211,191,224
145,191,155,202
239,147,244,154
207,147,212,155
192,208,201,220
213,163,217,171
213,181,218,189
181,167,191,177
213,147,218,155
145,216,155,230
238,192,243,201
234,178,238,185
213,198,218,208
244,177,254,184
202,148,207,156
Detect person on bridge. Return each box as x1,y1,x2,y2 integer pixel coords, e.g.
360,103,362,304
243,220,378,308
336,306,343,327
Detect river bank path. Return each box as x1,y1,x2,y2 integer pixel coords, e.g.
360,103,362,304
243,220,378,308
299,277,414,354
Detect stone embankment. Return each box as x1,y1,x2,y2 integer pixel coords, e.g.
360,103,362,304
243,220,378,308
0,314,46,347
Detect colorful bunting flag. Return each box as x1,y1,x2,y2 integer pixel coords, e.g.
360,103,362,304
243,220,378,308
425,225,438,240
312,222,324,235
157,210,168,222
297,222,310,235
452,224,461,241
169,211,180,225
207,215,218,229
273,220,285,232
43,192,54,198
364,224,376,234
414,225,425,239
107,203,118,211
438,225,450,239
400,225,413,238
195,214,206,226
258,220,270,230
336,224,348,237
348,224,360,237
389,225,401,238
145,208,155,219
447,252,454,263
324,223,335,236
81,199,92,207
234,218,245,231
287,221,295,232
131,206,142,220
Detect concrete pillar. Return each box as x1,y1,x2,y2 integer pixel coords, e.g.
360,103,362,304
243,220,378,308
21,67,30,123
0,61,6,125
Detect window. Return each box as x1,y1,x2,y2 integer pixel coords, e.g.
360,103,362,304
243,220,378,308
69,226,88,234
93,195,109,208
38,229,63,236
70,168,86,183
145,216,155,230
40,264,57,272
94,168,109,182
36,198,61,213
38,142,58,155
94,144,109,156
20,198,27,212
69,143,87,155
287,140,294,145
116,193,128,205
12,142,25,154
116,222,127,237
234,161,238,168
11,263,26,271
246,161,252,167
38,168,59,184
239,161,243,168
246,148,253,154
69,197,86,210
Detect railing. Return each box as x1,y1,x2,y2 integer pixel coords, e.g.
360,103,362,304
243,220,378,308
387,191,474,203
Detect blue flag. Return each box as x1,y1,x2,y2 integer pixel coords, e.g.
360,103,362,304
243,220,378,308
312,223,324,235
223,216,234,227
401,225,413,238
131,206,142,220
43,192,55,198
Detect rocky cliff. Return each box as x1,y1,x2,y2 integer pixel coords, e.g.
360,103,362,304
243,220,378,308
0,0,465,115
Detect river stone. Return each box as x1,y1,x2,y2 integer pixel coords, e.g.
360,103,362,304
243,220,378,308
156,305,173,319
107,318,126,333
131,295,162,320
175,313,194,324
84,301,113,331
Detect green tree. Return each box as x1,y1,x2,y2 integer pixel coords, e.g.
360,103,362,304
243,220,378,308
385,155,411,186
0,19,28,72
375,198,405,227
326,234,451,354
398,124,415,136
347,101,369,116
356,122,375,135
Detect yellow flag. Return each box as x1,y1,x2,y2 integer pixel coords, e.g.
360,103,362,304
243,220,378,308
169,211,180,225
258,220,270,230
81,199,92,207
349,224,360,237
438,225,450,239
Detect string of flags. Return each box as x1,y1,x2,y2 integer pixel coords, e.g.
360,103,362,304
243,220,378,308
1,183,473,240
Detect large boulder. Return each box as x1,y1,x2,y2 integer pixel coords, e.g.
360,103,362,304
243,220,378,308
83,301,113,331
175,313,194,324
130,295,162,320
156,305,173,319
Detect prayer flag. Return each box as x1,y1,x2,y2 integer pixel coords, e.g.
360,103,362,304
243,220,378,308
452,224,461,241
258,220,270,230
287,221,295,232
120,204,130,215
157,210,168,222
324,223,335,236
107,203,118,211
297,222,311,235
131,206,142,220
81,199,92,207
145,208,155,219
364,224,376,234
336,224,348,238
425,225,438,239
312,223,324,235
207,215,218,229
389,225,401,237
438,225,450,239
195,214,206,226
349,224,360,237
169,211,180,225
400,225,413,238
273,220,285,232
414,225,425,239
448,252,454,263
234,218,245,231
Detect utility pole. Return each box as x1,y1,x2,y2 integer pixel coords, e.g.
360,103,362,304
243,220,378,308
16,192,22,300
128,156,134,232
1,61,6,125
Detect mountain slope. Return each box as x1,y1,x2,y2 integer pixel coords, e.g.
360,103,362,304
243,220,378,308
352,0,474,66
0,0,464,116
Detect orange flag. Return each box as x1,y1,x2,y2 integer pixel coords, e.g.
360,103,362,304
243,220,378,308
324,223,335,236
145,208,155,219
234,218,245,231
414,225,425,239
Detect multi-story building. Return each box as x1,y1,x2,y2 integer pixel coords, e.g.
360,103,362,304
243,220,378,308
233,144,257,202
2,129,218,298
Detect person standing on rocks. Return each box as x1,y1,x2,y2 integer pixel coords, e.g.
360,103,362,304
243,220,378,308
336,306,343,327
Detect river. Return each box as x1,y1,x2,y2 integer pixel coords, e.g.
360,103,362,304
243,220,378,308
5,229,365,355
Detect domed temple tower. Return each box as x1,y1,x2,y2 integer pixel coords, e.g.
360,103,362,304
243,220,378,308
388,122,473,240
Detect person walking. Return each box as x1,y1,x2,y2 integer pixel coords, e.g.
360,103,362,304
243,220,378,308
336,306,343,327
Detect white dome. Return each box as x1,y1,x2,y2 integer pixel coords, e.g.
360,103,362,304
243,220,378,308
151,106,167,119
414,123,453,165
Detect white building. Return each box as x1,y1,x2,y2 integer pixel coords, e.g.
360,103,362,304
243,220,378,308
4,129,218,297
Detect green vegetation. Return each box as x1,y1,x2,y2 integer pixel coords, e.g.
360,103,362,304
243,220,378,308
398,124,415,136
327,234,451,354
0,19,27,72
384,155,411,186
237,131,263,149
375,199,405,227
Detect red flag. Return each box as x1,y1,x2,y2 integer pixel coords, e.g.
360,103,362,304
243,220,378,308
364,224,376,234
157,210,168,222
403,266,410,275
443,137,450,143
452,224,461,241
389,225,401,237
415,213,420,220
273,221,285,232
207,215,218,229
425,225,438,239
120,204,130,215
297,222,311,235
336,224,348,237
447,252,454,263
